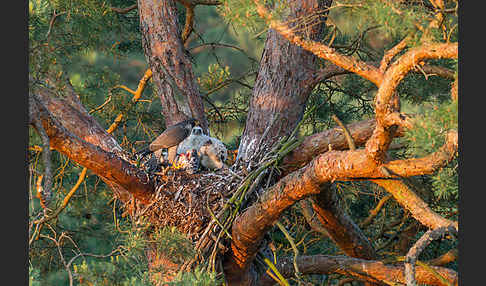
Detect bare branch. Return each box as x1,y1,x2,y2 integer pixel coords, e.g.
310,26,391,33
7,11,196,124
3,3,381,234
372,179,457,231
299,199,329,237
181,4,195,45
258,254,458,286
253,0,383,86
379,36,410,73
110,4,137,14
427,248,458,267
450,75,458,101
310,185,377,260
29,93,155,204
365,42,458,163
31,118,53,209
360,194,392,228
280,119,379,174
383,130,458,177
405,226,457,286
420,65,456,80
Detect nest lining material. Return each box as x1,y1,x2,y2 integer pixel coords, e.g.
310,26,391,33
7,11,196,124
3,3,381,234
130,166,242,242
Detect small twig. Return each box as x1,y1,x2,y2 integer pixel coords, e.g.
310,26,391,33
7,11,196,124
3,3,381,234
110,4,137,14
32,118,53,211
331,114,355,151
89,95,112,114
275,221,302,282
360,194,392,228
181,4,195,45
46,10,67,40
34,168,88,225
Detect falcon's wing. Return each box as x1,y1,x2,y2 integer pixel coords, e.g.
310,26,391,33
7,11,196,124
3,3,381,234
149,124,190,151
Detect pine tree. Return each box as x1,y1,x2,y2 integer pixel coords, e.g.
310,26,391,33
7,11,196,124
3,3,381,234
29,0,458,285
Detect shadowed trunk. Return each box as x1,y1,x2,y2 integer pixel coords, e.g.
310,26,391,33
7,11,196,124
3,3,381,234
138,0,208,130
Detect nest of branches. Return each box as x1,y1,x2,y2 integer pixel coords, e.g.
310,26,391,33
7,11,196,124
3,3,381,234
131,167,242,242
118,110,313,276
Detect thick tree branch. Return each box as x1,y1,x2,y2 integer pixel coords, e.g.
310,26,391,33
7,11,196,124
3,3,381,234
383,130,457,177
310,185,377,260
253,0,383,86
379,36,410,73
29,93,154,204
227,126,457,282
225,148,380,283
35,86,124,154
419,65,456,80
299,199,329,237
280,119,378,174
427,248,458,267
365,42,458,163
258,255,458,286
372,179,457,231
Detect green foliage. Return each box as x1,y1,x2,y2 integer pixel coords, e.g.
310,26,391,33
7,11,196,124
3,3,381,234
29,0,458,284
73,258,151,286
29,266,42,286
152,227,196,265
169,266,223,286
405,100,457,157
198,63,231,92
404,99,458,205
216,0,268,33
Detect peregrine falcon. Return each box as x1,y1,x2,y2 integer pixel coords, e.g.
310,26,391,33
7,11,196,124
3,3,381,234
137,118,199,164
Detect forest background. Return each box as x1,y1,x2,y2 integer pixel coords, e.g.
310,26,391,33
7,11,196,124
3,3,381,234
27,0,462,285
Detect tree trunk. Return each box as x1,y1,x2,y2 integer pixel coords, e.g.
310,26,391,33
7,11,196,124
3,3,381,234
138,0,208,130
237,0,332,165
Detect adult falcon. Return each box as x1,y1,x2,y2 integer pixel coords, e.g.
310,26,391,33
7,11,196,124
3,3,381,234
137,118,199,164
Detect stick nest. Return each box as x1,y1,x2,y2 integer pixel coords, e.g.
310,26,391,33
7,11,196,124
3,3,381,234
131,167,241,240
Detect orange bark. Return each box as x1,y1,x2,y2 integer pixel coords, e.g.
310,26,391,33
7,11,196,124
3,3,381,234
30,94,155,204
258,255,458,286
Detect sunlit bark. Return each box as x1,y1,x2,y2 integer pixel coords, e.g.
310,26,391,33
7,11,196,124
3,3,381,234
257,255,458,286
29,93,155,204
237,0,332,163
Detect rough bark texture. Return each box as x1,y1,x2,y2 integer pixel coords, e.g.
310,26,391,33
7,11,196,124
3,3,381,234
138,0,208,130
225,136,458,284
257,255,458,286
310,185,377,260
281,119,377,174
237,0,332,164
36,86,124,154
30,93,155,204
